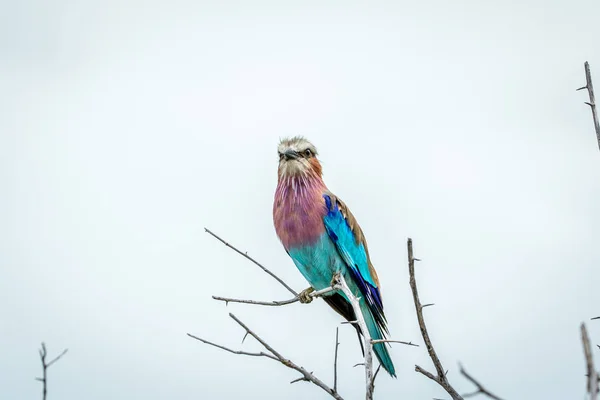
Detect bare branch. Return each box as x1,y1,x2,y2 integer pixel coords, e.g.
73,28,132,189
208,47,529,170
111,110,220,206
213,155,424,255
371,339,419,347
188,313,343,400
212,296,298,306
592,316,600,321
459,364,504,400
334,327,340,393
407,238,463,400
212,287,336,307
35,342,68,400
187,333,278,361
334,272,374,400
582,323,599,400
205,227,297,296
577,61,600,151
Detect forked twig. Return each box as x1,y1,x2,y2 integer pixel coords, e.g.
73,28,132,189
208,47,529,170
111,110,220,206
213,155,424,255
460,364,504,400
35,343,68,400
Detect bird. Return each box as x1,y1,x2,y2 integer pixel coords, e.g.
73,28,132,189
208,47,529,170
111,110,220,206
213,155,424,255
272,136,396,377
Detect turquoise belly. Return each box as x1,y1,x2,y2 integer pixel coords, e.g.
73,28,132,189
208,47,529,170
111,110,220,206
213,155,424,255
287,232,345,291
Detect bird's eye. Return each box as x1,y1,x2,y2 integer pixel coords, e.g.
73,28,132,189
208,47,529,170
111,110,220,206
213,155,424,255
304,149,312,157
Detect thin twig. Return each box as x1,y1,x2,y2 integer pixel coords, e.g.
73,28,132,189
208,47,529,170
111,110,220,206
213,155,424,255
46,349,68,368
592,317,600,321
187,333,278,360
460,364,504,400
369,365,382,396
371,339,419,347
35,343,68,400
334,273,374,400
212,287,336,307
577,61,600,151
188,313,343,400
334,327,340,393
291,374,313,384
582,323,599,400
407,238,463,400
205,227,297,296
212,296,298,306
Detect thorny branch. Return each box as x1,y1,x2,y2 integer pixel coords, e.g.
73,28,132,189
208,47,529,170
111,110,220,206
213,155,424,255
407,239,504,400
577,61,600,151
35,343,68,400
188,313,344,400
407,238,464,400
582,323,599,400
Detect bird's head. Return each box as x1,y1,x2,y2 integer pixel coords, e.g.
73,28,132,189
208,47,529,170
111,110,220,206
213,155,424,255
277,136,322,179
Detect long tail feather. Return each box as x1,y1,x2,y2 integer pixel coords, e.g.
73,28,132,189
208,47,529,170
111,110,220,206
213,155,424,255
360,301,396,377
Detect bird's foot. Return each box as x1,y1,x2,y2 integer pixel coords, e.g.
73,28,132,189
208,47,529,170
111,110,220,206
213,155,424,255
298,287,315,304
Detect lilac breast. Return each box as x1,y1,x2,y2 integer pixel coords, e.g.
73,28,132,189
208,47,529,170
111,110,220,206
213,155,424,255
273,178,327,249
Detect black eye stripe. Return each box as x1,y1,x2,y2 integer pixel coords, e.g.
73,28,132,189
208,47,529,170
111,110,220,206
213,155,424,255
278,148,315,159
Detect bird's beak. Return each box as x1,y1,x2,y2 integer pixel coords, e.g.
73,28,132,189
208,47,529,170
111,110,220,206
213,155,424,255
283,150,299,160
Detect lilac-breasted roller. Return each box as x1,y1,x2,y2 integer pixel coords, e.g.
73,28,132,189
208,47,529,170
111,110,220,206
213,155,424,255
272,136,396,377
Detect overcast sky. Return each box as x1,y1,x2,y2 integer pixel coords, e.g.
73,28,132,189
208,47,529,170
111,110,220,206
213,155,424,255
2,1,600,399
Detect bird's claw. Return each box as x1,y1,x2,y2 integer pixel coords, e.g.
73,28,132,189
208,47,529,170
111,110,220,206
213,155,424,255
298,287,315,304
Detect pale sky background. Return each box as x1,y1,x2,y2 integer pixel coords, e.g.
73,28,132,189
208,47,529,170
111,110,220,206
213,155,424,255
2,1,600,399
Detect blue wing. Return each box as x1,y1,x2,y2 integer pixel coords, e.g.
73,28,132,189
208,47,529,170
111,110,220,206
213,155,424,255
322,193,388,332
